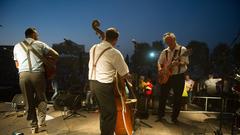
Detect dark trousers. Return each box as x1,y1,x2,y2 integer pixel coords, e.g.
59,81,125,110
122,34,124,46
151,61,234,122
89,80,116,135
158,73,185,120
19,72,47,126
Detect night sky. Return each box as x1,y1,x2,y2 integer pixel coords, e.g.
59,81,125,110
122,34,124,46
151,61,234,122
0,0,240,56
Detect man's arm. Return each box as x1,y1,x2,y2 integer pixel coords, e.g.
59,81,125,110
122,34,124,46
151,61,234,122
157,63,162,71
46,48,59,60
15,60,19,69
157,52,165,71
120,73,132,83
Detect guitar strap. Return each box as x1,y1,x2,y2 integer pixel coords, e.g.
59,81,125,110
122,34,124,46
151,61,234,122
178,46,182,73
20,41,34,72
165,49,177,65
90,46,112,80
165,50,168,61
172,50,178,62
166,46,182,74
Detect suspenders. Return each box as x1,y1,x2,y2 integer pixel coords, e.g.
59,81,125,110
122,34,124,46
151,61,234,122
178,46,182,73
165,46,182,74
20,40,35,72
90,46,112,79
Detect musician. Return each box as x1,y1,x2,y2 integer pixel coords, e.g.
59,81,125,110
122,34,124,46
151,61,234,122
156,32,189,123
88,28,130,135
13,27,59,132
185,74,195,104
204,74,222,96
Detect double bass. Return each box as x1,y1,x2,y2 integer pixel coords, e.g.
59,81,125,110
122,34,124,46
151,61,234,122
92,20,137,135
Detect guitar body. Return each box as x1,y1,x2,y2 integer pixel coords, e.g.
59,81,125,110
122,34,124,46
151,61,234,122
114,75,135,135
44,55,57,80
158,62,173,85
158,49,192,85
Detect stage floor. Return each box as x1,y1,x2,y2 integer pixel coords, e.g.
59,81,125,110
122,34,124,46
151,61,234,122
0,102,235,135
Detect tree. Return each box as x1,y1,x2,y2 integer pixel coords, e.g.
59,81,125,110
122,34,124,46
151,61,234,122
125,54,130,66
131,42,151,73
211,43,232,77
187,41,210,80
130,41,163,78
232,43,240,67
152,41,164,51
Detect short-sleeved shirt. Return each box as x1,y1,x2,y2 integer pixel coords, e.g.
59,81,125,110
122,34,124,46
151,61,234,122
204,78,222,94
158,44,189,75
13,38,51,73
88,41,129,83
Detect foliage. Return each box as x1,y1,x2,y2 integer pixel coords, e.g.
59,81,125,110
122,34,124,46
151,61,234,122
187,41,210,80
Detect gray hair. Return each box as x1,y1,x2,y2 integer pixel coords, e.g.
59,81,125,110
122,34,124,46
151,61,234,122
162,32,176,43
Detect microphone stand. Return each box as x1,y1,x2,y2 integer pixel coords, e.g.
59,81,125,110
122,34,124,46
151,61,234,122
214,79,224,135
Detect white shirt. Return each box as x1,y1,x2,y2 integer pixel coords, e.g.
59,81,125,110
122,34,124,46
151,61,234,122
204,77,222,94
13,38,51,73
88,41,129,83
158,44,189,75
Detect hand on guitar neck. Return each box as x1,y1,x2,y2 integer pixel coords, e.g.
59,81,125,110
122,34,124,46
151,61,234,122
158,49,192,85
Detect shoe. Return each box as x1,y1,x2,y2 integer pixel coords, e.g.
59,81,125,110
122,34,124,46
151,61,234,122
39,123,47,127
31,126,38,134
39,123,47,132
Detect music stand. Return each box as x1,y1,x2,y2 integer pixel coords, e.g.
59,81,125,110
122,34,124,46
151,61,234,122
63,95,86,120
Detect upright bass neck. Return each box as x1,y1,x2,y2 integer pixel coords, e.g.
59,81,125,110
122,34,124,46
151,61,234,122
92,20,105,40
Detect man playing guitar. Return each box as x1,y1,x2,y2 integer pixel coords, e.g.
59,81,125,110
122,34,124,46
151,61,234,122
156,32,189,123
13,27,59,133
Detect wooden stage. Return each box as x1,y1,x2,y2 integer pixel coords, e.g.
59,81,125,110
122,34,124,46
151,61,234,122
0,102,235,135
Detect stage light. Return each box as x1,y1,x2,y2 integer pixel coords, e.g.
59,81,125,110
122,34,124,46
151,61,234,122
149,52,155,58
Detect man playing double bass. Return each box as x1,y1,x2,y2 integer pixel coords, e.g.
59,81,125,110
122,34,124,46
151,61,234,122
88,28,131,135
156,32,189,123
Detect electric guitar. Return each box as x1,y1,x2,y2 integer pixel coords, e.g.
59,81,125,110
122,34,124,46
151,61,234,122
158,49,191,85
43,54,57,80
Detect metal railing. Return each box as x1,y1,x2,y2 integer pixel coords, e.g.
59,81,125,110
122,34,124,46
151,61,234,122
193,96,222,111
